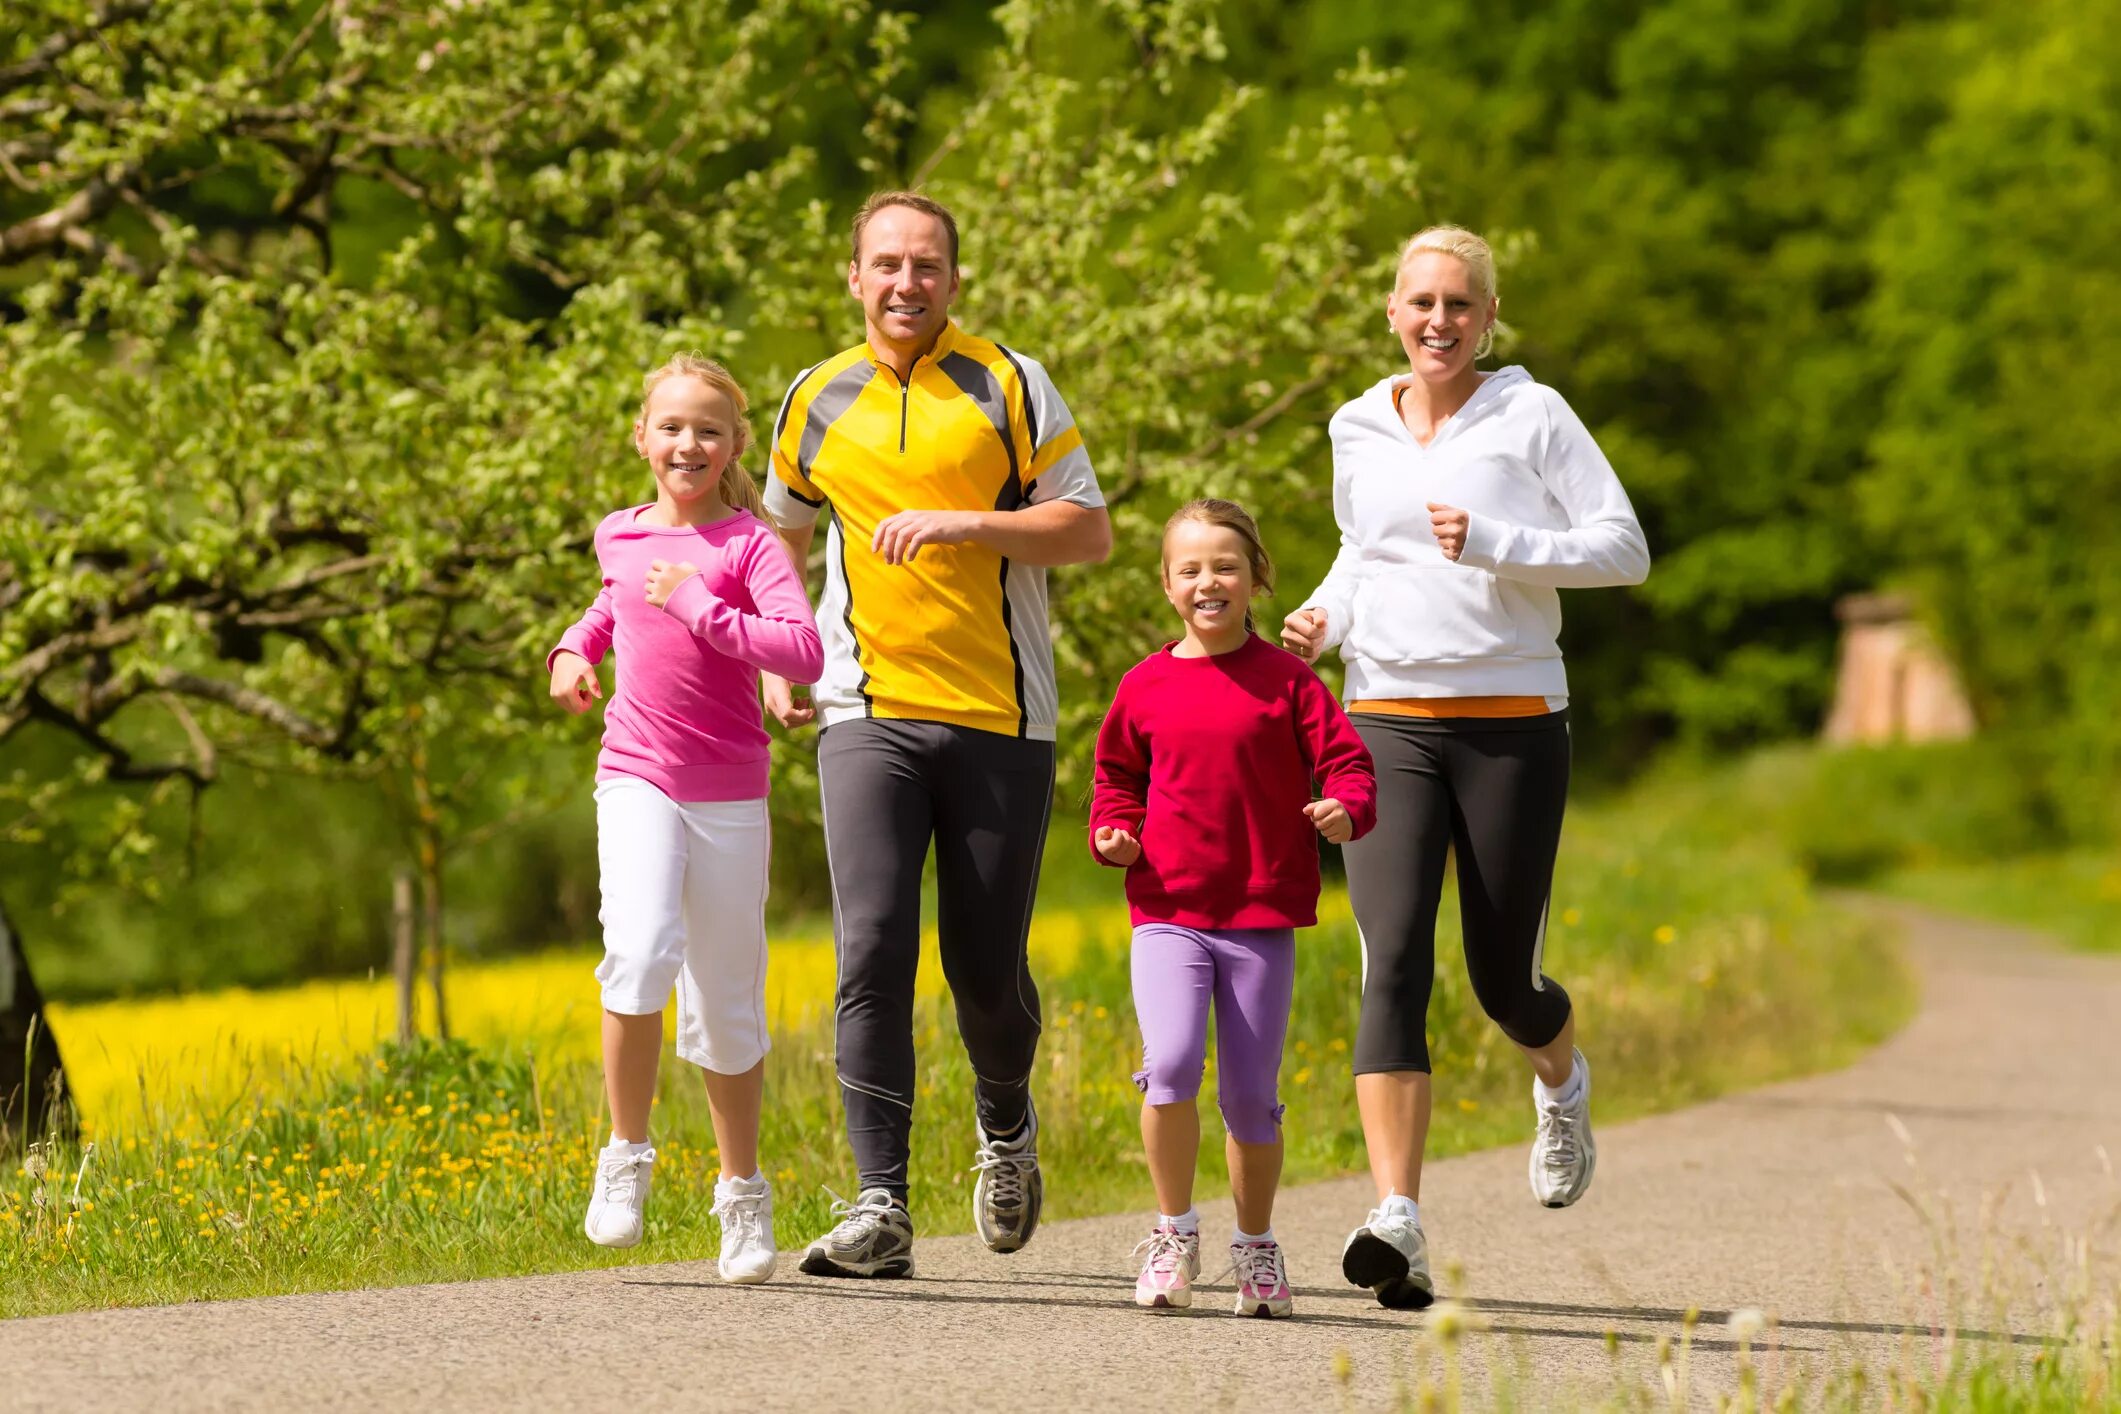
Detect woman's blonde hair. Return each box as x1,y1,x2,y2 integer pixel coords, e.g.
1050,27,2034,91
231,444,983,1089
638,353,763,518
1162,497,1275,631
1398,225,1499,359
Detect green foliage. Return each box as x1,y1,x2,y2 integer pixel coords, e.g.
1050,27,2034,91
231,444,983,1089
1,0,1421,920
3,0,2114,983
1857,0,2121,838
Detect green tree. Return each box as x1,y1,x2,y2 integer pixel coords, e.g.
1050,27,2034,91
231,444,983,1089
1858,0,2121,834
2,0,1429,1039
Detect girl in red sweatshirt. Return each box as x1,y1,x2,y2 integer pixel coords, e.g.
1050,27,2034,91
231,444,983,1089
1090,498,1376,1317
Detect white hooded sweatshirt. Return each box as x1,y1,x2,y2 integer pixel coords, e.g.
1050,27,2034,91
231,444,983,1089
1301,366,1649,704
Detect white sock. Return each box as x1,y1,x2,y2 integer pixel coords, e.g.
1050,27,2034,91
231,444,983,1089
1537,1057,1587,1107
1380,1192,1419,1224
606,1134,652,1155
1161,1208,1200,1235
1233,1226,1275,1245
717,1170,766,1194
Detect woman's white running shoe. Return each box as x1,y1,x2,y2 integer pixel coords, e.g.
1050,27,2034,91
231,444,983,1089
584,1144,655,1248
1530,1048,1597,1208
1341,1202,1434,1309
712,1174,777,1284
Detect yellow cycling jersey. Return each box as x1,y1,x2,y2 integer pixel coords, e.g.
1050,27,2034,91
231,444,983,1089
764,321,1103,740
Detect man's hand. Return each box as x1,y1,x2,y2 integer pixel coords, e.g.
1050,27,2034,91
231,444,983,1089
762,672,816,729
645,559,699,608
1281,607,1327,661
1093,825,1142,865
1304,798,1354,844
548,650,601,715
1428,503,1470,562
871,509,981,565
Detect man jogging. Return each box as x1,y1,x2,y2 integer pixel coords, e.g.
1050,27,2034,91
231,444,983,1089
761,191,1110,1278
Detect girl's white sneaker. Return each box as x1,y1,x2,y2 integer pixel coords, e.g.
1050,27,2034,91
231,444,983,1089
584,1144,656,1248
713,1173,777,1284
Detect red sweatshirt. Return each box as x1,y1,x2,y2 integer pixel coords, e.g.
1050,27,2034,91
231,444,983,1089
1090,634,1377,929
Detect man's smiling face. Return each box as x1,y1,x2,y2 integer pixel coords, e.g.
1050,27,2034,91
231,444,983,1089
849,203,959,360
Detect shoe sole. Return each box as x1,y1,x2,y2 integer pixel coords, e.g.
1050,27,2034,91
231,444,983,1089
1343,1232,1434,1310
584,1220,641,1249
1135,1290,1193,1310
719,1258,778,1285
1535,1138,1599,1209
798,1248,915,1279
1234,1299,1293,1318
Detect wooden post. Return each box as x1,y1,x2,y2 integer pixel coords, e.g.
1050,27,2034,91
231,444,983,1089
393,870,417,1046
420,821,450,1042
1823,593,1978,745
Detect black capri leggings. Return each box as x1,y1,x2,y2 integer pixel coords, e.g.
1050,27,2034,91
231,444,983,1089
1343,711,1573,1074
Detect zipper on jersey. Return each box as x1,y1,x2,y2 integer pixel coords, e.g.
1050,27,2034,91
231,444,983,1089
899,378,908,453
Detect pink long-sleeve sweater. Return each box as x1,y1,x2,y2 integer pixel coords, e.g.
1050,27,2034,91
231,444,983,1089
548,506,821,802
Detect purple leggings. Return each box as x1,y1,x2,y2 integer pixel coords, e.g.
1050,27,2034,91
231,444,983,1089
1130,923,1296,1145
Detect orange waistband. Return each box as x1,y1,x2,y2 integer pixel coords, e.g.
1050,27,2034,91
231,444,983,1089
1348,696,1555,719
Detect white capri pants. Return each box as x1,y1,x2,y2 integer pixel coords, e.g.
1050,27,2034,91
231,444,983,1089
594,777,771,1075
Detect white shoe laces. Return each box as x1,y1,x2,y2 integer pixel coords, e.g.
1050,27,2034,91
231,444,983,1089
1130,1227,1193,1279
597,1148,654,1206
822,1187,899,1242
713,1186,767,1247
971,1130,1033,1208
1218,1241,1287,1292
1537,1101,1582,1171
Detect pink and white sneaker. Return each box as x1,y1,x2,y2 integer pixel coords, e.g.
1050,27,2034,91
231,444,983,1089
1228,1239,1293,1318
1132,1223,1202,1309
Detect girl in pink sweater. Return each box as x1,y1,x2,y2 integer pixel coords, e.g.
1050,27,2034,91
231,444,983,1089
546,354,821,1283
1091,498,1376,1317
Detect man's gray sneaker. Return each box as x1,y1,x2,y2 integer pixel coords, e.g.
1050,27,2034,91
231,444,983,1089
971,1105,1043,1253
798,1187,915,1278
1530,1047,1597,1208
1341,1202,1434,1310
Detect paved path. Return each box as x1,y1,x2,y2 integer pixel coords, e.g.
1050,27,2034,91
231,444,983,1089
7,904,2117,1409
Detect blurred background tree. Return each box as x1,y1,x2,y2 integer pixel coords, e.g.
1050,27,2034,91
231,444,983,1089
1,0,2111,1029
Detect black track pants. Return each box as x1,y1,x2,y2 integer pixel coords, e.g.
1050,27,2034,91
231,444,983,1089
818,719,1053,1199
1343,712,1573,1074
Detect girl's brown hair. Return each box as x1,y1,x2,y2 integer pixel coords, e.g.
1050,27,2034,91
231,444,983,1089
1162,497,1275,631
638,353,764,518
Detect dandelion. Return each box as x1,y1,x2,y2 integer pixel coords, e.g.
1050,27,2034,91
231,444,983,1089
1653,924,1677,945
1727,1307,1768,1342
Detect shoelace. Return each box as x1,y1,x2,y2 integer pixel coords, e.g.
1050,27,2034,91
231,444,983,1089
1129,1227,1194,1279
970,1142,1029,1210
713,1187,766,1245
599,1148,655,1206
821,1187,898,1241
1537,1103,1581,1171
1215,1242,1288,1293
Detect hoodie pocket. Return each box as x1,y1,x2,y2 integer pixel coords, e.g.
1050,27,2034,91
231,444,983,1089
1348,562,1520,665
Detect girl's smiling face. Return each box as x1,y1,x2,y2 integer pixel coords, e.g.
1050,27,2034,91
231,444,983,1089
634,374,738,511
1162,519,1256,648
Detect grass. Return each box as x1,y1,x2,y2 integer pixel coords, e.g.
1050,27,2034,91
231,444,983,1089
1871,850,2121,956
2,784,1912,1318
1633,742,2121,955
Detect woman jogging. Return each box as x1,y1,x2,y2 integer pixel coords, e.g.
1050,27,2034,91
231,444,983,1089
1281,226,1649,1309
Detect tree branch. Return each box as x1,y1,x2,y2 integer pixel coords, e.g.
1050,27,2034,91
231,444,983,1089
0,1,154,95
147,669,339,750
0,165,137,267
